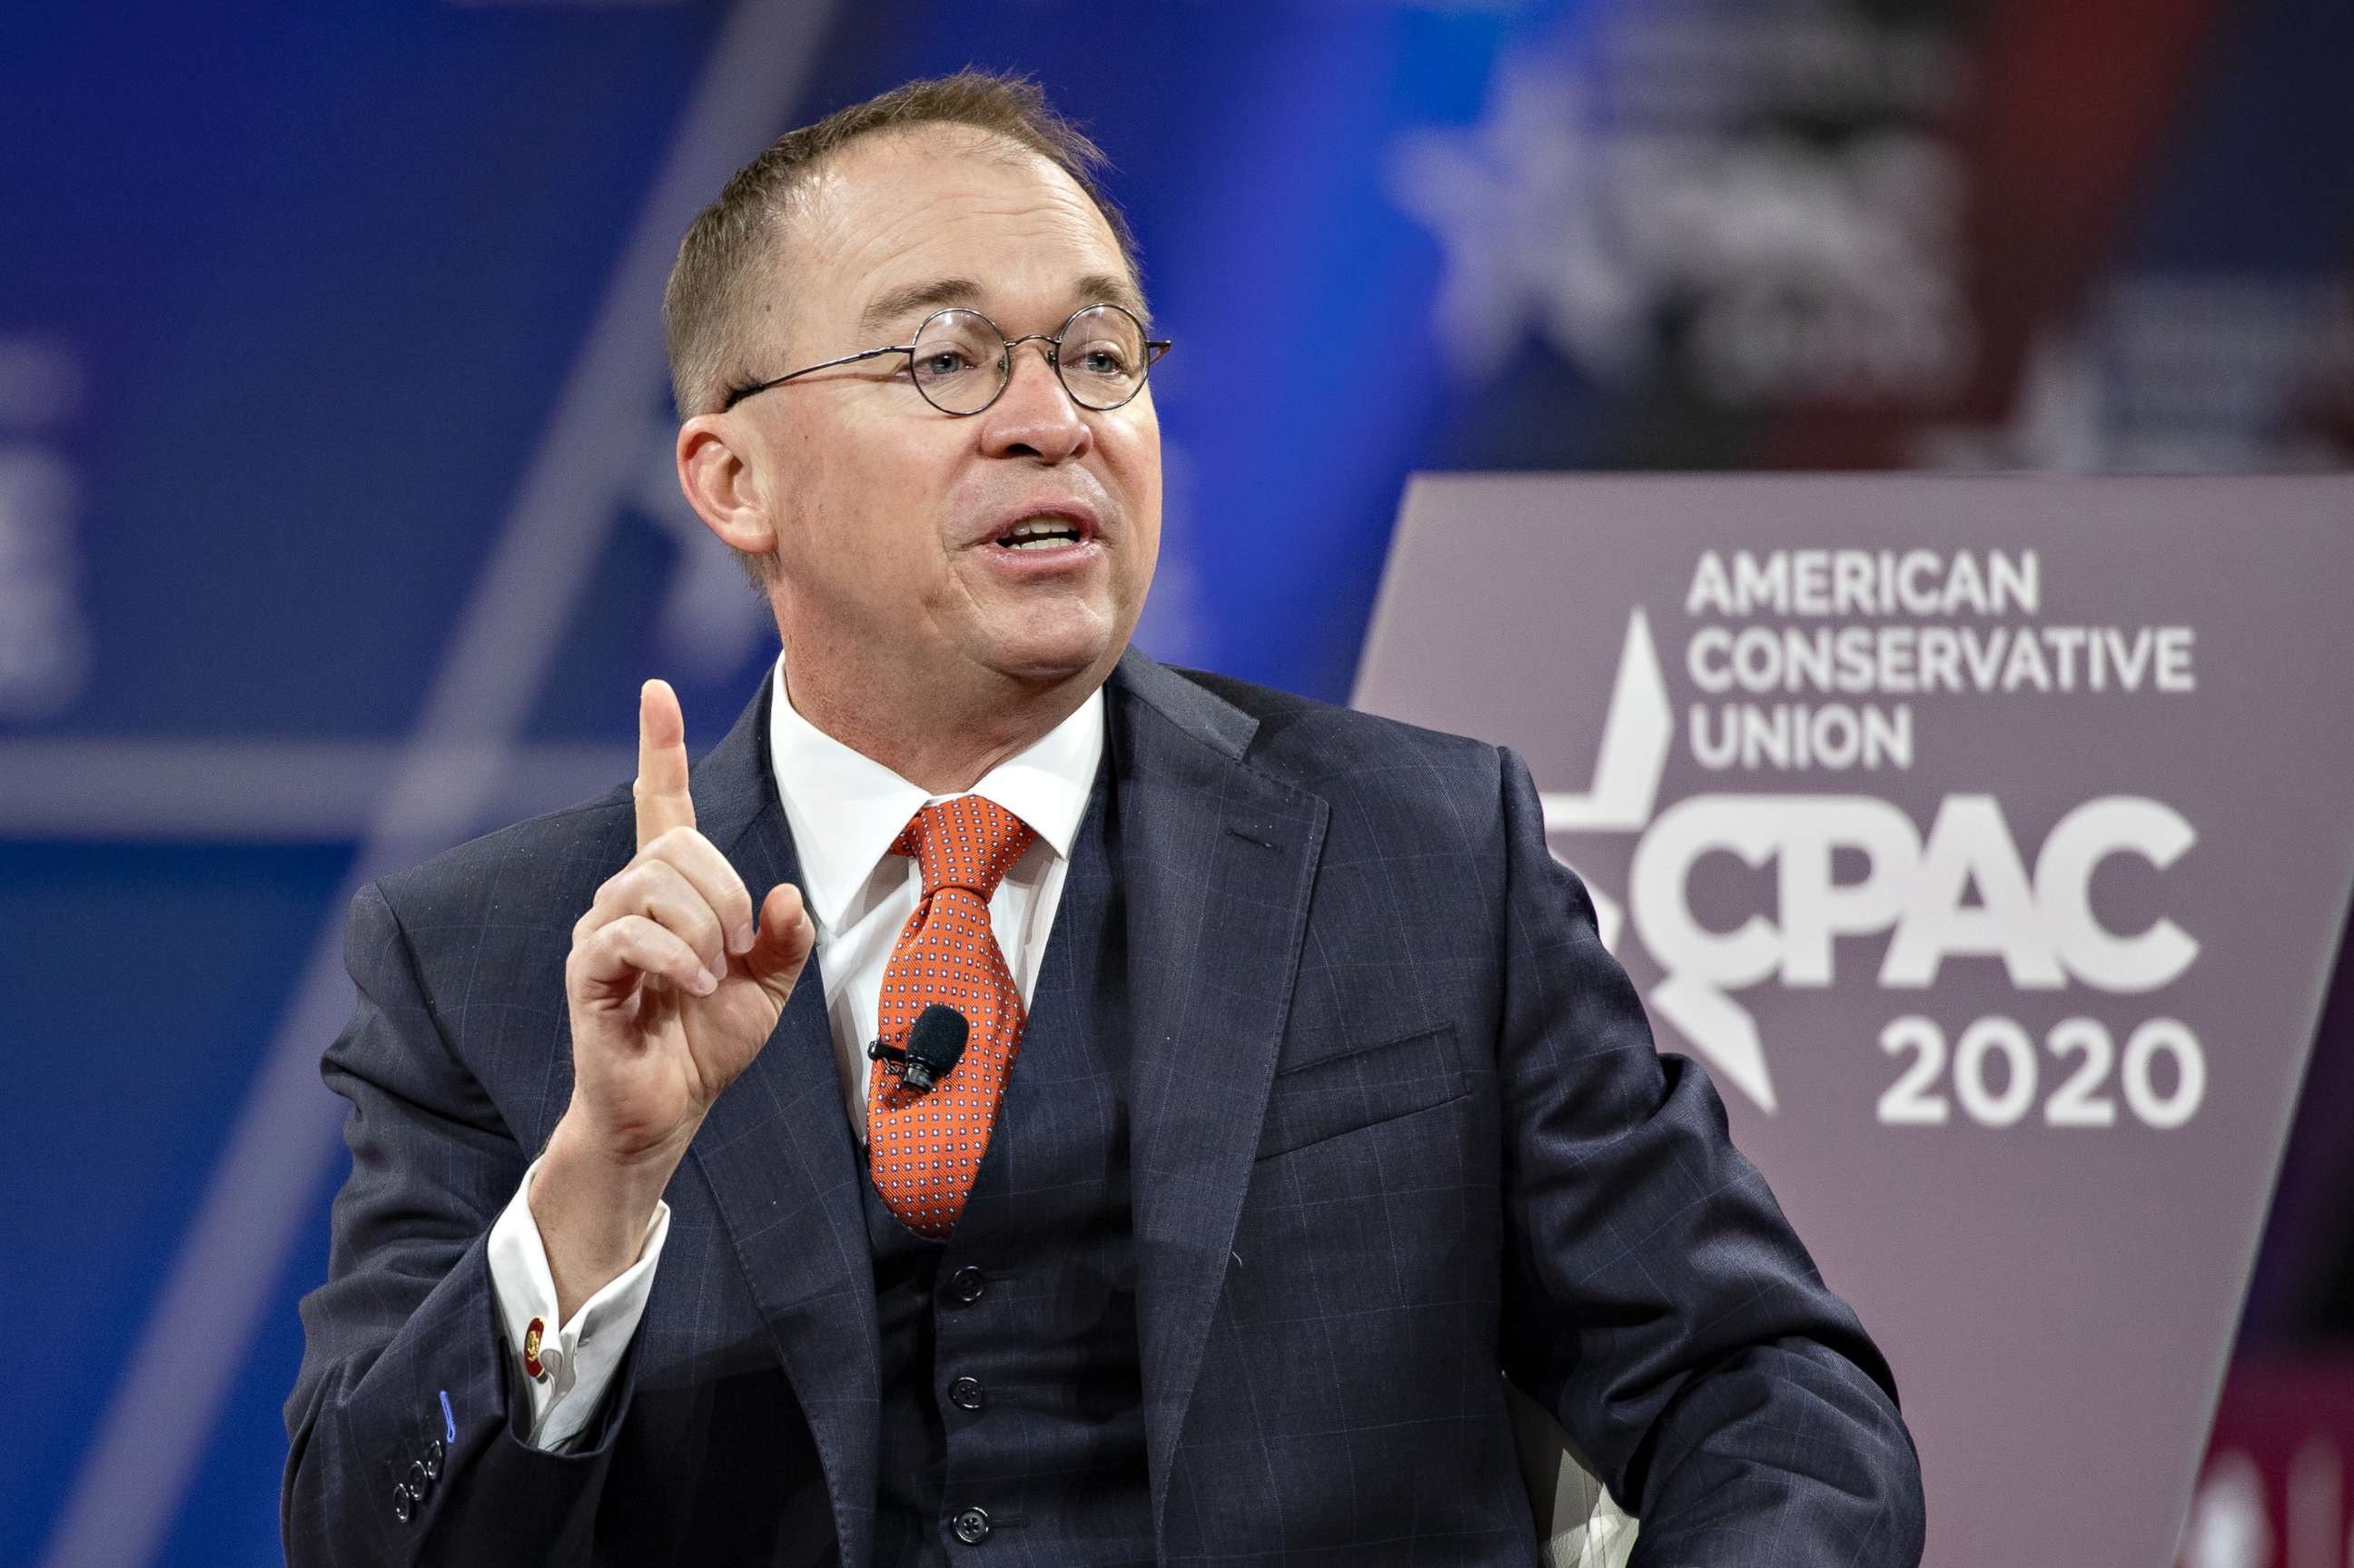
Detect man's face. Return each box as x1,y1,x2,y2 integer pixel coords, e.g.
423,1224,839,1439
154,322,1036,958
737,125,1161,699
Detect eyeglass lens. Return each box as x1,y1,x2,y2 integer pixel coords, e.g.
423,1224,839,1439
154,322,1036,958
909,305,1151,415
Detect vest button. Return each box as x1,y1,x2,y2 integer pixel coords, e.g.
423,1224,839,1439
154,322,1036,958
949,1376,986,1411
952,1504,992,1544
946,1266,986,1306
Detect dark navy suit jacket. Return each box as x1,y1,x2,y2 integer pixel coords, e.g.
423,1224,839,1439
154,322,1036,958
284,648,1924,1565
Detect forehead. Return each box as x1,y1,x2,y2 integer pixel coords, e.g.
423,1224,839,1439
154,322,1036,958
783,125,1142,333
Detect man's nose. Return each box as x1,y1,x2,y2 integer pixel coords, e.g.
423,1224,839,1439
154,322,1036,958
979,340,1093,463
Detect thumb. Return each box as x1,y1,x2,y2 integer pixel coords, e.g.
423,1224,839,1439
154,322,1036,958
746,883,816,1007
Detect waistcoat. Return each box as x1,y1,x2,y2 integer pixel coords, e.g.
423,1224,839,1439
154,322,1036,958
861,758,1155,1565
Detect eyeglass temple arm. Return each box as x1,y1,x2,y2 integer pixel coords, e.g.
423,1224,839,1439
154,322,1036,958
721,343,917,411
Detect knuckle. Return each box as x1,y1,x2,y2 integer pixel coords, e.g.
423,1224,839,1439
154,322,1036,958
567,939,609,983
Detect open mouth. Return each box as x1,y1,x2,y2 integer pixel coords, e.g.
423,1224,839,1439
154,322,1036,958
994,517,1089,551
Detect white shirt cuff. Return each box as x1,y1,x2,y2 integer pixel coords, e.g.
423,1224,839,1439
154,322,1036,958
486,1153,669,1451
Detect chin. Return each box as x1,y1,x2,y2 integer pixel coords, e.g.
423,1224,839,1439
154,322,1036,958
989,639,1117,686
984,616,1126,686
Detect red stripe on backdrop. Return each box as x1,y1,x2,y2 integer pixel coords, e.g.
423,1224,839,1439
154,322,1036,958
1763,0,2229,467
2183,1356,2354,1568
1960,0,2226,406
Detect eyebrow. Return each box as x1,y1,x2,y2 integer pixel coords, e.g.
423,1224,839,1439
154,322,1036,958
856,271,1152,340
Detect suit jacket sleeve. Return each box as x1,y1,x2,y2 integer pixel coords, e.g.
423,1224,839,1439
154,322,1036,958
1490,745,1926,1564
282,879,640,1566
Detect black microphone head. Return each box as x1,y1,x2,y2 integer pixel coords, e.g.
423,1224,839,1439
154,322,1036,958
900,1003,969,1091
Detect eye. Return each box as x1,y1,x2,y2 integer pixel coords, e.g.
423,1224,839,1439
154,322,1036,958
914,347,976,379
1070,343,1133,376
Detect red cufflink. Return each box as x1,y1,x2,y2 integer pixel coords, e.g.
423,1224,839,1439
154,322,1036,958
522,1317,548,1380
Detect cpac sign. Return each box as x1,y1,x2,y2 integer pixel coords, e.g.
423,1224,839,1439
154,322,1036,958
1553,606,2201,1122
1352,473,2354,1568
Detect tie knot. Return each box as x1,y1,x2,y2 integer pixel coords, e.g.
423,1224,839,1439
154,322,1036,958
894,796,1035,900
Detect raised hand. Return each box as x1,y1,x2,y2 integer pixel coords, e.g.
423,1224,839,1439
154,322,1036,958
535,679,814,1317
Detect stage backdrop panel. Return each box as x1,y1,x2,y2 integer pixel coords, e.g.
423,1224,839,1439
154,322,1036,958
1353,473,2354,1568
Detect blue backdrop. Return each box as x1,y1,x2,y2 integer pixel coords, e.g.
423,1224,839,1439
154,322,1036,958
5,1,2349,1562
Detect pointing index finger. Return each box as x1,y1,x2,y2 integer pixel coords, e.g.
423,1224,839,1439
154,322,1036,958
635,678,695,850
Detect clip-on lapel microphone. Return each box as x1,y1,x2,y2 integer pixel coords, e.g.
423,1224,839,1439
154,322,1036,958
866,1002,970,1092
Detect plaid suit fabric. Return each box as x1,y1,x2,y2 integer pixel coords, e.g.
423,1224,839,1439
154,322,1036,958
284,649,1923,1568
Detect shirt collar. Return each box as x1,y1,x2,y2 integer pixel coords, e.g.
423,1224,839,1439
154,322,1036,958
763,654,1105,932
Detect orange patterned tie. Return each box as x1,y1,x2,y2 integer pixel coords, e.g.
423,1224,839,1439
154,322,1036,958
865,795,1037,1237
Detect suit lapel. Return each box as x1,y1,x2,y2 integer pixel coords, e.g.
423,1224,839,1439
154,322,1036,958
681,680,879,1568
1110,651,1329,1541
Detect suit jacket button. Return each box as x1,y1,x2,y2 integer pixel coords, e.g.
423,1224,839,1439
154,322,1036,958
952,1505,991,1544
421,1438,443,1482
391,1483,413,1524
405,1459,429,1499
948,1376,984,1412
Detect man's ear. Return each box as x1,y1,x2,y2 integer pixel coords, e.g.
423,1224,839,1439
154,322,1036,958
677,416,779,562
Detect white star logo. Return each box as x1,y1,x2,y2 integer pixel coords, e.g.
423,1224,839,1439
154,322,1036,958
1541,607,1780,1113
1384,63,1651,384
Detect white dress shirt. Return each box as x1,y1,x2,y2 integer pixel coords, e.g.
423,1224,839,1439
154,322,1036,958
486,655,1104,1448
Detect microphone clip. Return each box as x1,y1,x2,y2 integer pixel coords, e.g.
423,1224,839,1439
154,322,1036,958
865,1002,970,1093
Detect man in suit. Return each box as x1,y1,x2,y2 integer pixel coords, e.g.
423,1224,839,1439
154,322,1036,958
284,72,1924,1565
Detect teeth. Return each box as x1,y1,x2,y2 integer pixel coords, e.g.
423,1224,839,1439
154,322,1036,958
1001,517,1081,547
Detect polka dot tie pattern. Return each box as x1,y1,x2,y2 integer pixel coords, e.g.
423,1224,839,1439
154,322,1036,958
865,796,1037,1237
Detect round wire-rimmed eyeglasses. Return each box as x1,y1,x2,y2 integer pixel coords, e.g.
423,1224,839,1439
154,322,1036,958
720,301,1172,416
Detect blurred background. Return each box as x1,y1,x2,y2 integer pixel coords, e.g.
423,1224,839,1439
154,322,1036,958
3,0,2349,1563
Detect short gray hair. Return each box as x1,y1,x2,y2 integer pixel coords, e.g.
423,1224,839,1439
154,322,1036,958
662,69,1142,423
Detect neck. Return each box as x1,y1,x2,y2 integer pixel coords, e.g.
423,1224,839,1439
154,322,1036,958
780,651,1104,795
